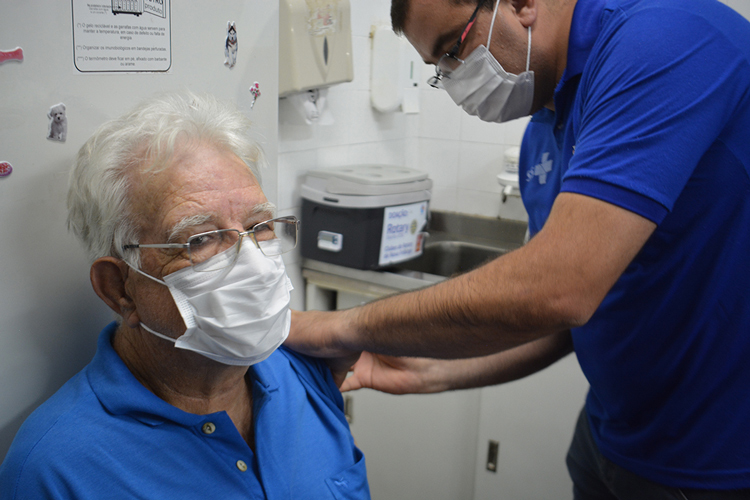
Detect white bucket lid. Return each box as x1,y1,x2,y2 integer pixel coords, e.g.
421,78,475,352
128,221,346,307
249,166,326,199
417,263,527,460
306,164,428,185
302,164,432,208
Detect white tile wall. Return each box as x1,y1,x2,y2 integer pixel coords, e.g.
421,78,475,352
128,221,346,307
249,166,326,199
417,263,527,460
459,108,529,145
457,141,507,191
418,88,463,140
418,138,461,188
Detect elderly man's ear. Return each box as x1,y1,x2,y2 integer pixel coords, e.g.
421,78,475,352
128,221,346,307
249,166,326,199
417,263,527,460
90,258,140,328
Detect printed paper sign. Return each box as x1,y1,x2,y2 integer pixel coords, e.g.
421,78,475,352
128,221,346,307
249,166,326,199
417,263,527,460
72,0,171,72
378,201,428,266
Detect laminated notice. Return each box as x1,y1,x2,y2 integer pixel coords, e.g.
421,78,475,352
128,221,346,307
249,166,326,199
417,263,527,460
72,0,171,72
378,201,428,266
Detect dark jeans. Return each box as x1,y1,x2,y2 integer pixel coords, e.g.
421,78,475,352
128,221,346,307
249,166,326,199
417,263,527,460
566,408,750,500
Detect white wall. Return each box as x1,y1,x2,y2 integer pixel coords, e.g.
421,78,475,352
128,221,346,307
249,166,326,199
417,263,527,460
415,83,529,220
723,0,750,19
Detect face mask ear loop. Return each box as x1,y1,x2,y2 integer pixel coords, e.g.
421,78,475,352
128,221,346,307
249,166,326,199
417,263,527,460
124,261,167,286
525,26,531,71
140,322,178,344
487,0,501,47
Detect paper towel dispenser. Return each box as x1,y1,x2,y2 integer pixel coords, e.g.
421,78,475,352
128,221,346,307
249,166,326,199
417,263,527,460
279,0,354,97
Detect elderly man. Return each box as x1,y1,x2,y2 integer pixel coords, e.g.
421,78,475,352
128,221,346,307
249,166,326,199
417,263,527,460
288,0,750,498
0,92,369,499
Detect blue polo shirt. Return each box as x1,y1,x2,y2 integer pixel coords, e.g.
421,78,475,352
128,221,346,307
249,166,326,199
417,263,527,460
0,322,370,499
520,0,750,489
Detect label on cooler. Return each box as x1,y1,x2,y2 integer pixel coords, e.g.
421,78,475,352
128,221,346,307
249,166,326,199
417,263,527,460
378,201,428,266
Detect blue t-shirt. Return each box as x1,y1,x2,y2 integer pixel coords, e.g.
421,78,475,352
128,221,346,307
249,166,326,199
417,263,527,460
520,0,750,489
0,322,370,499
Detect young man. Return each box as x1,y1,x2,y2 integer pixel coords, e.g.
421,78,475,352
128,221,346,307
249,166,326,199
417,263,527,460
288,0,750,496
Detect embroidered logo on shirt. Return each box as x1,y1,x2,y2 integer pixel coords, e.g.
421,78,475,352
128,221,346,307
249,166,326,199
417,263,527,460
526,152,553,185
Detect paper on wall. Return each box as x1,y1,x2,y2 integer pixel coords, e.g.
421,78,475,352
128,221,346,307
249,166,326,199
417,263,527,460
72,0,171,72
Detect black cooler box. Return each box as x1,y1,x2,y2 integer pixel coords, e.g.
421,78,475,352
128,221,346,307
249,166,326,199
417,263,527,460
300,165,432,270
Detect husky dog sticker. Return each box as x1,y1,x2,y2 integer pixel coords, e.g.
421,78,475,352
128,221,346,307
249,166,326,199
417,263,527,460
225,22,237,68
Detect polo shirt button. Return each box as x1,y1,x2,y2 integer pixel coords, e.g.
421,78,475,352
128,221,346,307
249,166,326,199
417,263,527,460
202,422,216,435
236,460,248,472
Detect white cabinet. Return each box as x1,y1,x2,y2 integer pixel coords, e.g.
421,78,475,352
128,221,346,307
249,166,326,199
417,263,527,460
303,262,480,500
473,355,588,500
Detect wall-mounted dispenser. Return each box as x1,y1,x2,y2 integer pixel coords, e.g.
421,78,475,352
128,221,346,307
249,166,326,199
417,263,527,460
279,0,354,97
370,25,404,113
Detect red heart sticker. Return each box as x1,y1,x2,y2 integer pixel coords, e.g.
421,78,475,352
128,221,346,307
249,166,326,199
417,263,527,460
0,161,13,177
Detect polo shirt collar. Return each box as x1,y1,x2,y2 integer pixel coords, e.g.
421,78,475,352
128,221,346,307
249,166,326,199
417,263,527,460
86,322,280,426
558,0,609,89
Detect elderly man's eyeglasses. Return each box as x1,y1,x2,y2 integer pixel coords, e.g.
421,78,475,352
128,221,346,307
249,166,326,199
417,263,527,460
427,0,485,89
123,216,299,272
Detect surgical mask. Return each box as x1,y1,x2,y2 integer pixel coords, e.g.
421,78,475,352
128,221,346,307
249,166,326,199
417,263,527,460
442,0,534,123
129,239,293,366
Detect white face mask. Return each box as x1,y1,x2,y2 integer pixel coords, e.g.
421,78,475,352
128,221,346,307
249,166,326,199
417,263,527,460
442,0,534,123
129,239,293,366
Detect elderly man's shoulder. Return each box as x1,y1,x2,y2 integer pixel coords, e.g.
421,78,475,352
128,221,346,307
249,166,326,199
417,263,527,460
268,345,344,407
0,369,104,498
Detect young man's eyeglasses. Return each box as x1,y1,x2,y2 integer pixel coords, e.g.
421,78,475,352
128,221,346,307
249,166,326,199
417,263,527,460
427,0,486,89
123,216,300,272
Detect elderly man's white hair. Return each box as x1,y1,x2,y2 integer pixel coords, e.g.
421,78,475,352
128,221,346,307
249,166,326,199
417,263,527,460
67,91,265,268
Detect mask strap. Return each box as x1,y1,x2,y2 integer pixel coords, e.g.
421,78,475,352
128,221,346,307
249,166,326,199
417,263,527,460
140,322,178,344
125,261,167,286
487,0,502,47
124,264,187,342
525,26,531,71
486,2,532,73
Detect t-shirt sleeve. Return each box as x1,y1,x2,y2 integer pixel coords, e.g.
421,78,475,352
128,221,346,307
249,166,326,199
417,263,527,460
562,6,747,224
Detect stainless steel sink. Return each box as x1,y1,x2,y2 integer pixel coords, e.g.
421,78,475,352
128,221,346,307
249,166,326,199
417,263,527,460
385,211,526,279
390,241,508,278
302,211,528,300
